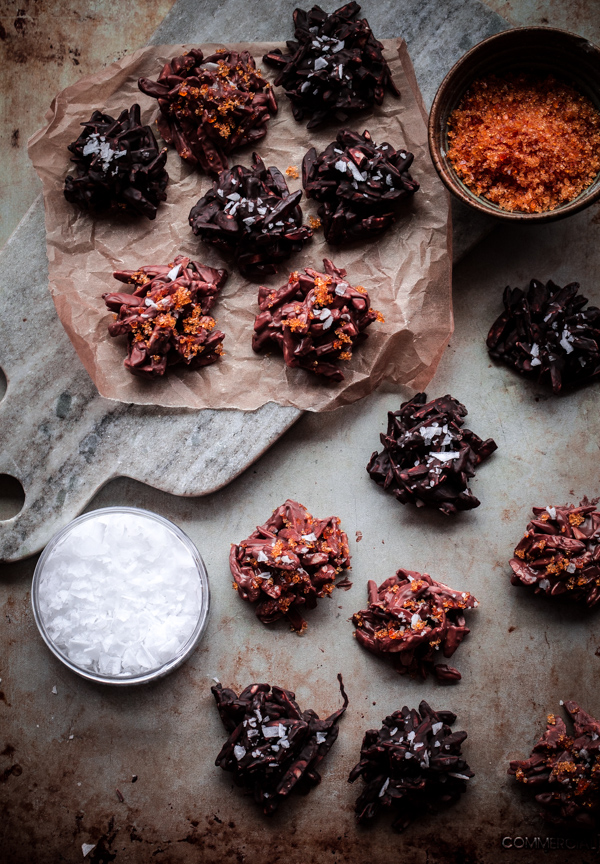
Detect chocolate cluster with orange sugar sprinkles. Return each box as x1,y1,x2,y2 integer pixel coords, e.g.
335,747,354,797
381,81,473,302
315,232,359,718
212,674,348,814
263,2,398,129
103,255,227,378
352,569,478,682
509,501,600,606
486,278,600,394
367,393,497,515
229,499,351,633
189,153,313,279
509,701,600,828
349,701,474,831
138,48,276,175
252,258,383,381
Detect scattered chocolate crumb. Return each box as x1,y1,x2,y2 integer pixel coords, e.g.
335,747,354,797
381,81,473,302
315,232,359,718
131,775,137,783
349,700,473,831
189,153,313,279
103,254,227,378
252,258,382,381
355,531,363,542
116,789,124,803
64,104,168,219
509,501,600,606
212,674,348,813
138,48,276,175
302,129,418,244
229,499,351,633
366,393,497,515
486,279,600,393
509,701,600,828
352,569,478,682
263,2,398,129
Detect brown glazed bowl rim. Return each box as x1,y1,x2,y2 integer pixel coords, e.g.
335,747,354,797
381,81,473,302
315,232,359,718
428,26,600,223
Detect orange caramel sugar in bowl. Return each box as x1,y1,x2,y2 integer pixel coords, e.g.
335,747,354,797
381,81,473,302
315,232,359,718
446,73,600,213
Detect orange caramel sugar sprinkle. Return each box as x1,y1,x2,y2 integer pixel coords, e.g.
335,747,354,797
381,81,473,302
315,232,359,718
446,73,600,213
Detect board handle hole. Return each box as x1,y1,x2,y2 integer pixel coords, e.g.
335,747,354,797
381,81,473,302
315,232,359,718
0,474,25,521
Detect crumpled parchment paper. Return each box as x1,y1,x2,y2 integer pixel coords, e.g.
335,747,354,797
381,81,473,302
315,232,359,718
28,40,452,412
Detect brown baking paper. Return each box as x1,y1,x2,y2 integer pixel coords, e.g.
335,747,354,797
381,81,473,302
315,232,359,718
28,40,452,412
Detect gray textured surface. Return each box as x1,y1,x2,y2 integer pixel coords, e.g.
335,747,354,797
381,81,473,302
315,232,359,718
0,0,506,561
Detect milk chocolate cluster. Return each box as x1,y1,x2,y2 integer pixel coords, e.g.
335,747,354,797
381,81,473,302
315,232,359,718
367,393,498,515
263,2,399,129
229,499,351,633
509,701,600,828
103,255,227,377
252,258,382,381
487,279,600,393
189,153,313,278
509,502,600,606
138,48,276,175
212,676,348,814
349,701,474,831
302,129,419,243
352,569,478,682
64,104,168,219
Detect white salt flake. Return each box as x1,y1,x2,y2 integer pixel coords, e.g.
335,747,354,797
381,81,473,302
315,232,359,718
226,192,241,202
262,725,281,738
144,298,158,309
407,730,416,742
378,777,390,797
546,506,557,520
411,613,421,629
566,562,576,574
404,751,413,759
530,343,540,358
279,737,290,749
539,578,550,591
560,330,574,354
448,773,471,781
530,357,542,367
314,56,328,70
82,843,96,858
316,732,327,744
280,555,294,564
301,533,317,542
257,551,269,563
430,451,460,462
234,745,246,760
52,686,58,695
331,39,345,52
334,159,347,174
167,264,181,281
389,727,398,737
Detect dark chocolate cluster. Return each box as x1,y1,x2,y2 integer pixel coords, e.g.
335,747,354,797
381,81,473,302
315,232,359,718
509,701,600,829
367,393,498,515
138,48,277,175
64,104,168,219
103,254,227,377
189,153,313,279
229,499,351,633
302,129,419,243
487,279,600,393
509,502,600,606
349,701,474,831
352,569,478,682
252,258,382,381
263,2,399,129
212,675,348,814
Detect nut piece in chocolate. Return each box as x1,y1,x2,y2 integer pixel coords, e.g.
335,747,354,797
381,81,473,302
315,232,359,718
352,569,478,682
189,153,313,279
103,255,227,378
263,2,399,129
212,675,348,814
367,393,498,515
509,501,600,606
229,499,351,633
509,701,600,828
64,104,168,219
138,48,277,176
302,129,419,244
486,278,600,393
349,700,474,831
252,259,382,381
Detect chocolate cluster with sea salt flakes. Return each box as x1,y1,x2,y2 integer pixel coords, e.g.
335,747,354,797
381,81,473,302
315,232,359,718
103,254,227,378
263,2,399,129
189,153,313,279
367,393,498,516
302,129,419,244
64,104,169,219
509,501,600,606
212,675,348,814
138,48,277,176
509,701,600,828
352,569,478,682
486,278,600,393
229,499,351,633
349,700,474,831
252,258,382,381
